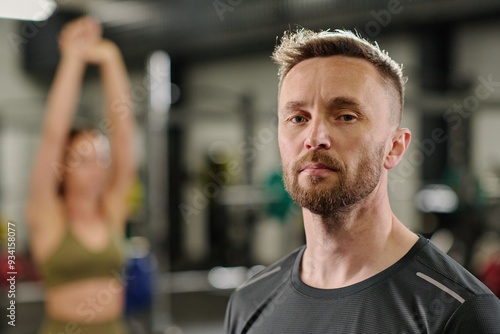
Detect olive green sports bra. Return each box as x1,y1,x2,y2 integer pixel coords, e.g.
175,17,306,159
38,227,126,288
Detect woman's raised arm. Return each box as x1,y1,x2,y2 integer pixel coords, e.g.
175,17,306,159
88,39,136,228
27,17,101,223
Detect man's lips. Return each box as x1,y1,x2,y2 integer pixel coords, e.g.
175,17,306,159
299,162,337,173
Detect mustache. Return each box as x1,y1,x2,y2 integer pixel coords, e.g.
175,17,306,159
293,151,344,173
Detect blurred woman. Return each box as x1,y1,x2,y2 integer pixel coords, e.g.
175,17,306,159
26,17,135,334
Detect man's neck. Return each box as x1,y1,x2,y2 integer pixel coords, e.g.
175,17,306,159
300,189,418,289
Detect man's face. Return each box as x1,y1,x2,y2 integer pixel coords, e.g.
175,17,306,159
278,56,394,216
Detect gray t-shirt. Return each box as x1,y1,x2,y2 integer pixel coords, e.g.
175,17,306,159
225,235,500,333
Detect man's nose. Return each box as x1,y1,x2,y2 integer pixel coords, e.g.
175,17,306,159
304,119,331,150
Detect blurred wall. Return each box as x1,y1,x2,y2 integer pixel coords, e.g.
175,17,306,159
457,21,500,186
0,19,45,251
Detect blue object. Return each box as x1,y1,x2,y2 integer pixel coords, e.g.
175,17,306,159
125,253,155,314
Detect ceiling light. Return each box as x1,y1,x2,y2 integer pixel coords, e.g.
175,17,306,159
0,0,56,21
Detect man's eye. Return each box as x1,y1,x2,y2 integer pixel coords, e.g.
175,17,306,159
291,116,307,123
339,115,356,122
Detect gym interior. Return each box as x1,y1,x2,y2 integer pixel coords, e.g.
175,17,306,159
1,1,500,333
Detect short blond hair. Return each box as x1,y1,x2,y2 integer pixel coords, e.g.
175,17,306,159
272,29,405,124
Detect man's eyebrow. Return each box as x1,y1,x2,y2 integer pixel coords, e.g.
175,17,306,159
282,101,306,112
281,97,365,114
326,96,363,111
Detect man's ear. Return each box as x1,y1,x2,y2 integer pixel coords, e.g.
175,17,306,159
384,128,411,170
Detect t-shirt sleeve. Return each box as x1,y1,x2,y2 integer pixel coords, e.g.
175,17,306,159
443,294,500,333
224,293,235,334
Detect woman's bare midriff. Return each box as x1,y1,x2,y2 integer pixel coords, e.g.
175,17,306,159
45,277,124,323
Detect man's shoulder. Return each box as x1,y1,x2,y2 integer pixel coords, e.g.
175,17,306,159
416,242,500,332
230,246,303,303
414,237,495,297
225,246,303,333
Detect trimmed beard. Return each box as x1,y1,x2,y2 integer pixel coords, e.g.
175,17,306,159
282,146,384,217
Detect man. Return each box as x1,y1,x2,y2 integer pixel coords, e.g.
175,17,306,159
224,29,500,333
